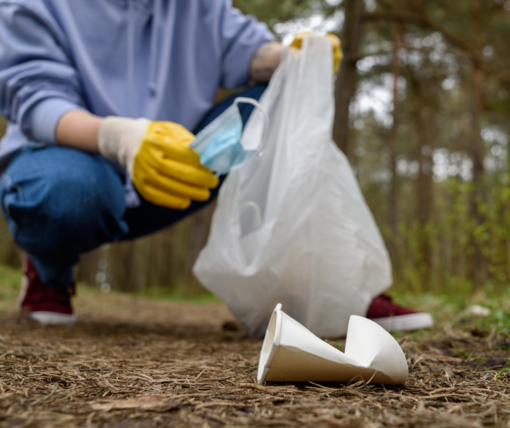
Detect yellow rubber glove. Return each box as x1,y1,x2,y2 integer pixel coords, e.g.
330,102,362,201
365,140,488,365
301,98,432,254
289,32,342,74
98,117,219,209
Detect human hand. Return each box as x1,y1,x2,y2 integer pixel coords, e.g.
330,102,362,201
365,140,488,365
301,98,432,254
98,117,219,209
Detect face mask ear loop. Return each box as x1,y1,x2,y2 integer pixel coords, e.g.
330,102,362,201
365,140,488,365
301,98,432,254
233,97,269,157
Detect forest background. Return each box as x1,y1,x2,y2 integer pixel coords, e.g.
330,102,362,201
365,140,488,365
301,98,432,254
1,0,509,298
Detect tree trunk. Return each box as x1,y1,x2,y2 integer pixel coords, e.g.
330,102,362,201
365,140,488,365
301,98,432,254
389,22,403,238
470,65,484,186
469,63,487,286
409,72,434,290
332,0,365,159
468,0,487,286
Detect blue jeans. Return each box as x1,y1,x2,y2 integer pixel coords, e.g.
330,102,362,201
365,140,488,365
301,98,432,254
0,84,266,288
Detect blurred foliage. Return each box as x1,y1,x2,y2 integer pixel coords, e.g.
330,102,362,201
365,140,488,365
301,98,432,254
234,0,510,294
233,0,337,28
0,262,19,313
2,0,510,297
349,0,510,293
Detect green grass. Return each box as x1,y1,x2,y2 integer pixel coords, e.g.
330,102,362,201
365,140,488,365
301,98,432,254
0,263,21,313
0,263,20,289
396,289,510,335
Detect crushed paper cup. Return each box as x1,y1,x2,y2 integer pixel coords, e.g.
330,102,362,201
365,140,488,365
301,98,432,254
257,304,408,385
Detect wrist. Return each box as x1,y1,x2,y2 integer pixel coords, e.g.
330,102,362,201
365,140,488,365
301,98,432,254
250,42,284,82
55,110,103,152
98,117,150,168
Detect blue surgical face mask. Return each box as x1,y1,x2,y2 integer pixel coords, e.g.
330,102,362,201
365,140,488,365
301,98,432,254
190,98,268,175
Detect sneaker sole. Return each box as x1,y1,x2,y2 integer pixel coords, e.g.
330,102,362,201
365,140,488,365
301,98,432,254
370,313,433,332
24,311,77,325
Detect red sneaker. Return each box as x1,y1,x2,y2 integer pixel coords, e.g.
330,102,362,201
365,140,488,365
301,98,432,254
366,293,433,332
18,254,77,325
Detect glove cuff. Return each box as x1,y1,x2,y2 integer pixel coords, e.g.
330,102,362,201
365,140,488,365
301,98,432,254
98,116,150,168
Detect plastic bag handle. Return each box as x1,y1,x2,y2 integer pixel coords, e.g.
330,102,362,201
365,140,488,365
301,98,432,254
233,97,269,157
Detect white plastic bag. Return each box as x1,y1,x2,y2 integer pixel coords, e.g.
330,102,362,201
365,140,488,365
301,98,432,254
193,36,392,338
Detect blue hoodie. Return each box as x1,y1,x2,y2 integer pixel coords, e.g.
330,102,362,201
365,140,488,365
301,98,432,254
0,0,274,174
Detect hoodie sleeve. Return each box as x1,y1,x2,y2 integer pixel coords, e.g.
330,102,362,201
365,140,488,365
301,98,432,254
0,3,85,144
218,1,274,89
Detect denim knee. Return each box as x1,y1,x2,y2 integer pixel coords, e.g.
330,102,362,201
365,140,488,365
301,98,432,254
1,146,128,261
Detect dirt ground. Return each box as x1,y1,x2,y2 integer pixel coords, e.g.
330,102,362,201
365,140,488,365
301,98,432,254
0,288,509,428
